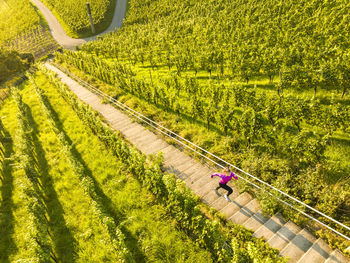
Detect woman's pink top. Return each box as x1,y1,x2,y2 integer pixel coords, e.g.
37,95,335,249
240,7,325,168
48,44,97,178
211,172,238,184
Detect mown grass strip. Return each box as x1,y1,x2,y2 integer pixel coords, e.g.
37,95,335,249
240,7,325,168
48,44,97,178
12,89,55,262
29,74,133,262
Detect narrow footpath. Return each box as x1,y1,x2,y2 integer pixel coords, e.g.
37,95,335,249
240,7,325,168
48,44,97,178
30,0,127,49
44,62,349,263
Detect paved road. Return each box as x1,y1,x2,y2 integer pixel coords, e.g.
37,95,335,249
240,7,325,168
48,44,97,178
30,0,127,49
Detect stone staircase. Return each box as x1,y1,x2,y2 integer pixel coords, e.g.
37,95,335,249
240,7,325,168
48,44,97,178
44,63,350,263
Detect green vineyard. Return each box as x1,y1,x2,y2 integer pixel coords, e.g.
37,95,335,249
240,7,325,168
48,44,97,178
52,0,350,254
40,0,116,37
0,0,59,60
1,0,350,261
0,68,284,262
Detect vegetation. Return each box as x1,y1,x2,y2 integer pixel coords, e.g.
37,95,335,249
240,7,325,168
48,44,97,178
41,0,116,37
54,0,350,253
0,66,285,262
0,48,33,83
83,0,350,97
2,0,349,259
0,88,10,104
39,65,285,262
0,0,40,44
6,25,60,59
0,0,59,61
0,70,216,262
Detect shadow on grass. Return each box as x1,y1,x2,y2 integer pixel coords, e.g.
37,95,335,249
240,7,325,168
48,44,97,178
0,124,17,262
24,104,78,262
41,93,146,262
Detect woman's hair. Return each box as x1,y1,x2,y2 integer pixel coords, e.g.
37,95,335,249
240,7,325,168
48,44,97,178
223,167,231,173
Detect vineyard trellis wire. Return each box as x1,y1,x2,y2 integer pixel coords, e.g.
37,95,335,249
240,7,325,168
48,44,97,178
49,61,350,245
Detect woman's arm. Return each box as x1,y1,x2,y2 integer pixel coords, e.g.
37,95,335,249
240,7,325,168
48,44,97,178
211,173,224,178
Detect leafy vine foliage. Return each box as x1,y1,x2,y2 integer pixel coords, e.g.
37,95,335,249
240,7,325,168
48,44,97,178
41,0,113,35
54,0,350,253
40,65,285,262
55,47,350,252
82,0,350,96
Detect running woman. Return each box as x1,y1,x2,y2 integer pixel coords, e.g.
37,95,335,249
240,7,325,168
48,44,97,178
211,168,238,202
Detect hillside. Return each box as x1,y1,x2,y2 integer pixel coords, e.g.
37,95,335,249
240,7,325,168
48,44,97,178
40,0,117,37
0,0,59,59
0,68,284,262
54,0,350,254
1,0,350,260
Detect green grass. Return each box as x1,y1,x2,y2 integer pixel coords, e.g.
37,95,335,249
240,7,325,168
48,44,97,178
0,0,59,59
57,58,350,254
6,25,59,59
0,0,40,45
129,61,350,185
0,70,212,262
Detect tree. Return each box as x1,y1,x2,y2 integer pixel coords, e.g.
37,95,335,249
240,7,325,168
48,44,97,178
0,49,33,83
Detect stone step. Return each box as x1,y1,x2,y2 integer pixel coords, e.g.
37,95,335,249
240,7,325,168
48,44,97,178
267,221,301,251
165,161,198,180
167,161,207,184
108,118,125,128
325,249,350,263
117,122,138,135
182,162,210,177
165,154,194,170
298,238,332,263
139,139,168,155
219,190,247,218
193,179,218,197
280,229,316,263
101,107,120,118
125,128,147,141
112,117,133,129
253,212,286,241
108,115,128,126
121,123,141,136
184,166,212,185
131,133,156,148
191,174,214,193
162,145,182,160
185,165,211,180
211,194,232,211
184,169,207,185
229,198,259,225
201,188,224,205
243,210,268,232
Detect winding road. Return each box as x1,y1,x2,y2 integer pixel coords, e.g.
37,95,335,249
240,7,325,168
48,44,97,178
30,0,127,49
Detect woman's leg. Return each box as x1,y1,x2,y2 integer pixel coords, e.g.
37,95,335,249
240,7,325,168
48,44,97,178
220,184,233,196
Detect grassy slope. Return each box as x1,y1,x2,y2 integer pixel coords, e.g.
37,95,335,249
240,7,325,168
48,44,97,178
52,0,349,254
1,75,121,261
0,0,40,44
0,71,212,262
128,61,350,184
57,57,350,254
0,0,59,59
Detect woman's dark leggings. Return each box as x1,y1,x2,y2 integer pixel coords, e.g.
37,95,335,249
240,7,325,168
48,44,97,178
216,183,233,196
